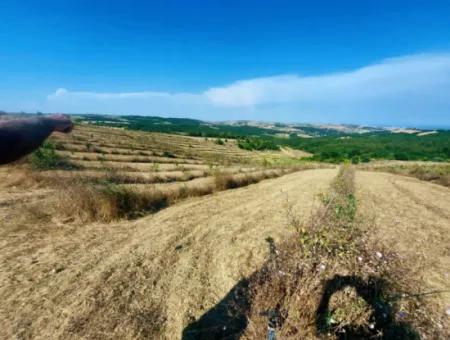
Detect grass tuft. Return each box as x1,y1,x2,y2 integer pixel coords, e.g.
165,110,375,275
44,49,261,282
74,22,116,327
30,142,79,170
59,183,170,221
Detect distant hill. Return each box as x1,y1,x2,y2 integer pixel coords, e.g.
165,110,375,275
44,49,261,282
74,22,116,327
72,114,449,163
74,114,388,138
2,112,448,162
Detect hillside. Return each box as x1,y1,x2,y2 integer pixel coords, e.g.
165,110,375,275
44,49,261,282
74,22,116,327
16,123,322,221
0,123,449,339
76,114,380,138
76,115,450,163
1,166,449,339
3,1,450,338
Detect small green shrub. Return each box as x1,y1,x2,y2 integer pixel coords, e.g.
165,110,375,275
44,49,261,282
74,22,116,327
30,142,75,170
351,155,360,164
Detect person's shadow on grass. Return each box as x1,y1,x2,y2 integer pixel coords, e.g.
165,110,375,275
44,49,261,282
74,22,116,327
181,277,251,340
182,253,419,340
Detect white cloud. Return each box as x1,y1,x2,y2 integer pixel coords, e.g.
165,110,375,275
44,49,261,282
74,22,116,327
204,54,450,107
52,88,68,97
46,87,208,117
44,53,450,126
48,88,175,100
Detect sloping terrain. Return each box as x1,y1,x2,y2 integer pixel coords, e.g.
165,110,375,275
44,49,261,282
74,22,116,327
21,124,326,222
356,172,450,314
0,169,335,339
51,124,297,167
1,152,449,339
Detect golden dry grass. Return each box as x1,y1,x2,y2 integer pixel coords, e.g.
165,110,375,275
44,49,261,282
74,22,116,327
238,166,448,339
58,167,310,222
1,124,448,339
0,168,336,339
1,163,449,339
18,123,328,222
358,161,450,188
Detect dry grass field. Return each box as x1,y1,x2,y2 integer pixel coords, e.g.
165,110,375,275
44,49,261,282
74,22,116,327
9,124,325,222
0,124,449,339
357,161,450,188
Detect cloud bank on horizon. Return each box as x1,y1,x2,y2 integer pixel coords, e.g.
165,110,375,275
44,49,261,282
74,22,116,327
46,53,450,127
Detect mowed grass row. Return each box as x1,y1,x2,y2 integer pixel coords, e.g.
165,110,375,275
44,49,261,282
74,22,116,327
51,125,301,168
53,141,203,161
33,165,316,222
58,168,306,222
55,151,204,165
51,126,218,166
64,159,211,172
52,137,250,163
36,169,209,185
35,165,267,185
28,123,329,222
45,126,269,188
60,125,274,161
56,126,240,152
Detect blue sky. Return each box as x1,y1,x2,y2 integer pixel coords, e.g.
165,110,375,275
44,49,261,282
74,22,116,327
1,1,450,127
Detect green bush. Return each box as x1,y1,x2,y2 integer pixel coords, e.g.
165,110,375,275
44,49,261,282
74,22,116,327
237,137,280,151
30,141,76,170
351,155,360,164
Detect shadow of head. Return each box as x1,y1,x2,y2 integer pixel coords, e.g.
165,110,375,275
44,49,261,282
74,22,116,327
181,279,250,340
315,275,419,339
182,238,276,340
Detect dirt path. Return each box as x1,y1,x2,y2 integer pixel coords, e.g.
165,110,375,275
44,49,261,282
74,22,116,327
356,171,450,317
0,169,336,339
